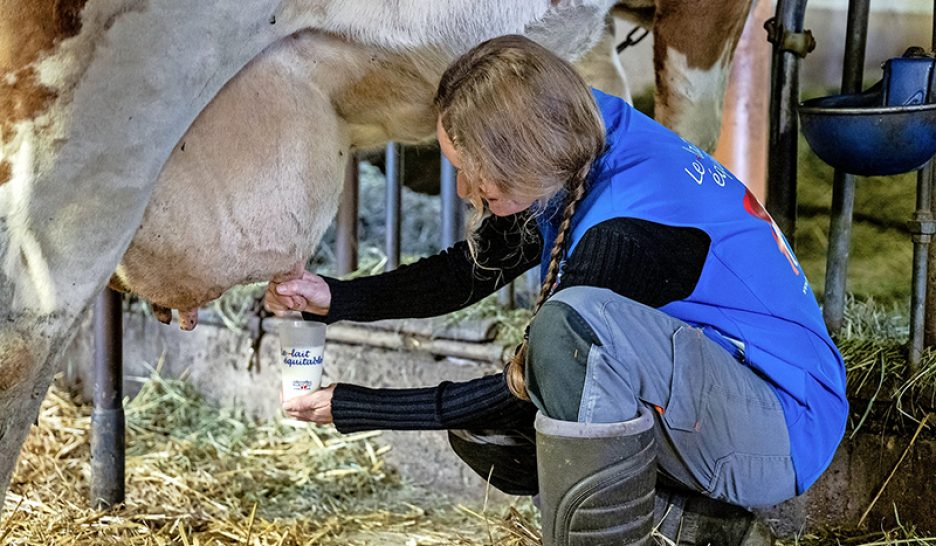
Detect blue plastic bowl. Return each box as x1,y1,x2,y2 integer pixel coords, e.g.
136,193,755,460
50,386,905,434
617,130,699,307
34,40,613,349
799,92,936,176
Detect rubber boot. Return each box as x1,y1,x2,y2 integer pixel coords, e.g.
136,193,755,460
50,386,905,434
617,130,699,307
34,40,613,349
535,405,656,546
654,484,775,545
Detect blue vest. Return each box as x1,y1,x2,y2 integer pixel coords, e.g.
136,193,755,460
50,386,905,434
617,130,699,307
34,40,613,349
536,89,847,493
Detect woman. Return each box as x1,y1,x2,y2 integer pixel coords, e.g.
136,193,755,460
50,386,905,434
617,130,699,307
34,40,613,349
265,35,847,546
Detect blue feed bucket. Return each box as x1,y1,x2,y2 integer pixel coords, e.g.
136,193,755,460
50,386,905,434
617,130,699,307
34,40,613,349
799,92,936,176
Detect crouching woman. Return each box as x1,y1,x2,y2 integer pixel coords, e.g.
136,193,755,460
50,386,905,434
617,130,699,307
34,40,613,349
266,35,847,546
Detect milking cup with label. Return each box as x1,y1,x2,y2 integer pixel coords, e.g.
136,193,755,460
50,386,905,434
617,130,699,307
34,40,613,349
278,320,326,401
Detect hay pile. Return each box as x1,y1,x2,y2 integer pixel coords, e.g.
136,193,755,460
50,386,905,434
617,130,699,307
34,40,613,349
3,370,935,545
1,371,540,546
835,298,936,436
785,511,936,546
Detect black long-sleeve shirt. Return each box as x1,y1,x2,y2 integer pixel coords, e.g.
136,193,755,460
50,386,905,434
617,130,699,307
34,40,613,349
305,211,710,433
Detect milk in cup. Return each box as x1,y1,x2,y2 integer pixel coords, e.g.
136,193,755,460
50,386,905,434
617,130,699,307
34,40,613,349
278,320,326,401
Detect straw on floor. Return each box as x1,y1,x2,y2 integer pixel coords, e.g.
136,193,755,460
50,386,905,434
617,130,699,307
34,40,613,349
1,368,540,546
5,296,936,545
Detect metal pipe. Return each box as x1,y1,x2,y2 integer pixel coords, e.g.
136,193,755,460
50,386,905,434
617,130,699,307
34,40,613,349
337,153,359,276
821,0,870,334
910,160,935,370
384,142,402,271
440,154,461,249
526,269,542,306
712,0,772,200
498,283,516,310
927,163,936,347
923,0,936,349
932,0,936,50
765,0,809,241
90,288,125,509
823,171,857,333
839,0,870,94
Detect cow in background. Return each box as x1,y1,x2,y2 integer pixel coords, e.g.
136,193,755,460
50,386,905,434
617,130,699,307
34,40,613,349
613,0,757,152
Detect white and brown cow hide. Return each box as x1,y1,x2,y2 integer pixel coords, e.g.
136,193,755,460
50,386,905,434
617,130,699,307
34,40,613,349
0,0,754,514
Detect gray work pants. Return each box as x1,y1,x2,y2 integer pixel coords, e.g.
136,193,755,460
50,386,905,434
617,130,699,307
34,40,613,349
450,286,797,508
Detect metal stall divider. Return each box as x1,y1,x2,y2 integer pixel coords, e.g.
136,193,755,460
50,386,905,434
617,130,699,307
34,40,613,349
765,0,813,241
337,153,360,276
772,0,936,369
385,142,402,271
440,152,462,250
91,288,125,509
820,0,870,334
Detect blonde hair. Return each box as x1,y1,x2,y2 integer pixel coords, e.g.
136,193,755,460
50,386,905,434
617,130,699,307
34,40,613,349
434,35,605,399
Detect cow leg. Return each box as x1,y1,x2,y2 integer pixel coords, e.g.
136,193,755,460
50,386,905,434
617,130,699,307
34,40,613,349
0,318,85,517
652,0,755,151
576,17,633,104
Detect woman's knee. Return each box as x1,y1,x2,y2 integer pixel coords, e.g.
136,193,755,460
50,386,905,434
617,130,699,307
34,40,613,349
525,297,601,420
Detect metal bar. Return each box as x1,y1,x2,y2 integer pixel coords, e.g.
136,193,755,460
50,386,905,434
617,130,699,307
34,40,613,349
440,154,461,249
839,0,870,94
926,162,936,347
910,160,935,370
923,0,936,349
823,170,857,333
932,0,936,49
765,0,810,242
497,283,516,310
526,268,543,306
384,142,402,271
821,0,870,334
336,153,359,276
90,288,125,509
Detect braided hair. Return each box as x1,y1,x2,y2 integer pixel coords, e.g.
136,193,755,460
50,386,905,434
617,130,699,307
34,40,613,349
505,163,591,400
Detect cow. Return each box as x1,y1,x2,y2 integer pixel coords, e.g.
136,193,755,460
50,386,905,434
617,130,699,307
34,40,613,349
0,0,754,514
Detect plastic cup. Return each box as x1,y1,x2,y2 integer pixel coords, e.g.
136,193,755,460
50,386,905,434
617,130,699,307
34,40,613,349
278,320,326,401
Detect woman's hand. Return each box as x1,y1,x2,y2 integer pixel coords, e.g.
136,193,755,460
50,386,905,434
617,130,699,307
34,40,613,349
265,271,332,316
282,384,336,424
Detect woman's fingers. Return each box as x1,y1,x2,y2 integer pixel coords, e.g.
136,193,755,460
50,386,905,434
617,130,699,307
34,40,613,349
273,272,331,316
263,283,290,315
264,281,310,315
284,405,330,423
283,403,330,424
287,295,308,311
282,386,335,424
